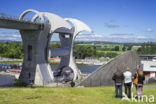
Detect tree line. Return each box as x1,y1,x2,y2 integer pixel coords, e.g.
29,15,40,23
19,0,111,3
0,42,23,59
0,42,155,59
137,42,156,55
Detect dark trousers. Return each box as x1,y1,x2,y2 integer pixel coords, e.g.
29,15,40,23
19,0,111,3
115,83,122,98
124,82,132,98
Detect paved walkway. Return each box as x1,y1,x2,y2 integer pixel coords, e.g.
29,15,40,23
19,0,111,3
144,85,156,88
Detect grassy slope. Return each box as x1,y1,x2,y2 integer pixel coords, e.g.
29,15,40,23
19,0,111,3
0,86,155,104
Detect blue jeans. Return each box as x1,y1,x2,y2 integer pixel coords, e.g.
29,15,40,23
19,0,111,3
124,82,132,98
115,83,122,98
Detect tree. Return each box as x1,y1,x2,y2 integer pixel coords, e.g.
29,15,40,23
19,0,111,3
0,42,24,59
114,46,120,51
127,46,132,50
49,43,61,48
137,42,156,55
122,46,126,51
73,45,95,59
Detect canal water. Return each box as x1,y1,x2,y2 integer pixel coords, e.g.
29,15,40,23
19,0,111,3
0,75,15,87
0,64,101,87
51,64,101,74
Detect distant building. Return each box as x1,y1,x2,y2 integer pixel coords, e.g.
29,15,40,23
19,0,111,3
142,61,156,78
139,55,156,61
50,57,61,63
76,57,104,65
139,55,156,83
132,45,141,48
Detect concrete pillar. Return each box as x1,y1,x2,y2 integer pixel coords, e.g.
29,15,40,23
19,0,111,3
19,24,54,85
51,33,81,81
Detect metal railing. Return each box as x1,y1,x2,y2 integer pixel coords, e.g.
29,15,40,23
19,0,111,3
0,12,41,24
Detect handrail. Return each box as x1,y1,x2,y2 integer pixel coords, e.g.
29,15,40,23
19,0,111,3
0,12,41,25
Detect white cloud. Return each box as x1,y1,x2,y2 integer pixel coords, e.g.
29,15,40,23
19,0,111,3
105,23,119,28
0,31,21,41
90,34,103,38
75,33,155,43
135,36,146,39
12,34,21,38
146,28,153,32
0,29,155,43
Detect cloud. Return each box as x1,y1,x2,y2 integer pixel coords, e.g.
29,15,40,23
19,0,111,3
105,23,119,28
0,29,155,43
110,33,134,36
146,28,153,32
75,33,156,43
123,25,128,27
0,30,21,41
135,36,147,39
12,35,21,38
105,20,129,29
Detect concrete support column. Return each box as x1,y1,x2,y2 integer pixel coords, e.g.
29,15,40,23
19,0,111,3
56,33,80,81
19,24,54,85
68,34,81,81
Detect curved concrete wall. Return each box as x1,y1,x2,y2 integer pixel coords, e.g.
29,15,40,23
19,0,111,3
78,51,141,87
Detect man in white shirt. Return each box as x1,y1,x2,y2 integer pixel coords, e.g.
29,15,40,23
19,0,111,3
123,67,132,98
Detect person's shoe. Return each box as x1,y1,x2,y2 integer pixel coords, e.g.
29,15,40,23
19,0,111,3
115,96,119,98
119,96,122,98
135,96,138,99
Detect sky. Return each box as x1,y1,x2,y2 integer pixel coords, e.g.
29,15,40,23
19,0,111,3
0,0,156,43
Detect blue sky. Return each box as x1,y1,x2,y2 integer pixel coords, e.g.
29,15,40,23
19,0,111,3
0,0,156,43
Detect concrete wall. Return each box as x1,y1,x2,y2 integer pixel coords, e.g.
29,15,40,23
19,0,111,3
19,24,54,85
78,51,141,87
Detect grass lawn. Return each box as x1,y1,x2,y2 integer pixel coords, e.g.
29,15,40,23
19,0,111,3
97,50,123,54
0,86,155,104
0,61,23,64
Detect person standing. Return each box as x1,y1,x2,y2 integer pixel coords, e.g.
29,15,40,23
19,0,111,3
134,69,145,100
112,68,124,98
123,67,132,98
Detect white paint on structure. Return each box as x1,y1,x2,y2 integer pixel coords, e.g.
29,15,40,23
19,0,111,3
32,12,72,33
64,18,93,80
19,9,45,24
65,18,93,35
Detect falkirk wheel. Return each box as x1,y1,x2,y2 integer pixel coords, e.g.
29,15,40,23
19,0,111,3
19,9,93,85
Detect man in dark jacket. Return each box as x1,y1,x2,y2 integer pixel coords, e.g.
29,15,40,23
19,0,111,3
112,68,124,98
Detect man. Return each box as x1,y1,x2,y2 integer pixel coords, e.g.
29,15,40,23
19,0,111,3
112,68,124,98
123,67,132,98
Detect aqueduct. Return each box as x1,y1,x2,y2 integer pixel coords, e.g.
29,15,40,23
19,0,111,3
0,9,93,85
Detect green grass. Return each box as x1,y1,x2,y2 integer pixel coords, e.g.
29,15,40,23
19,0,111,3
97,50,123,54
0,61,23,64
131,46,140,51
0,86,155,104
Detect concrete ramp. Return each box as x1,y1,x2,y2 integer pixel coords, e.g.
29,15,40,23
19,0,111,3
78,51,141,87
